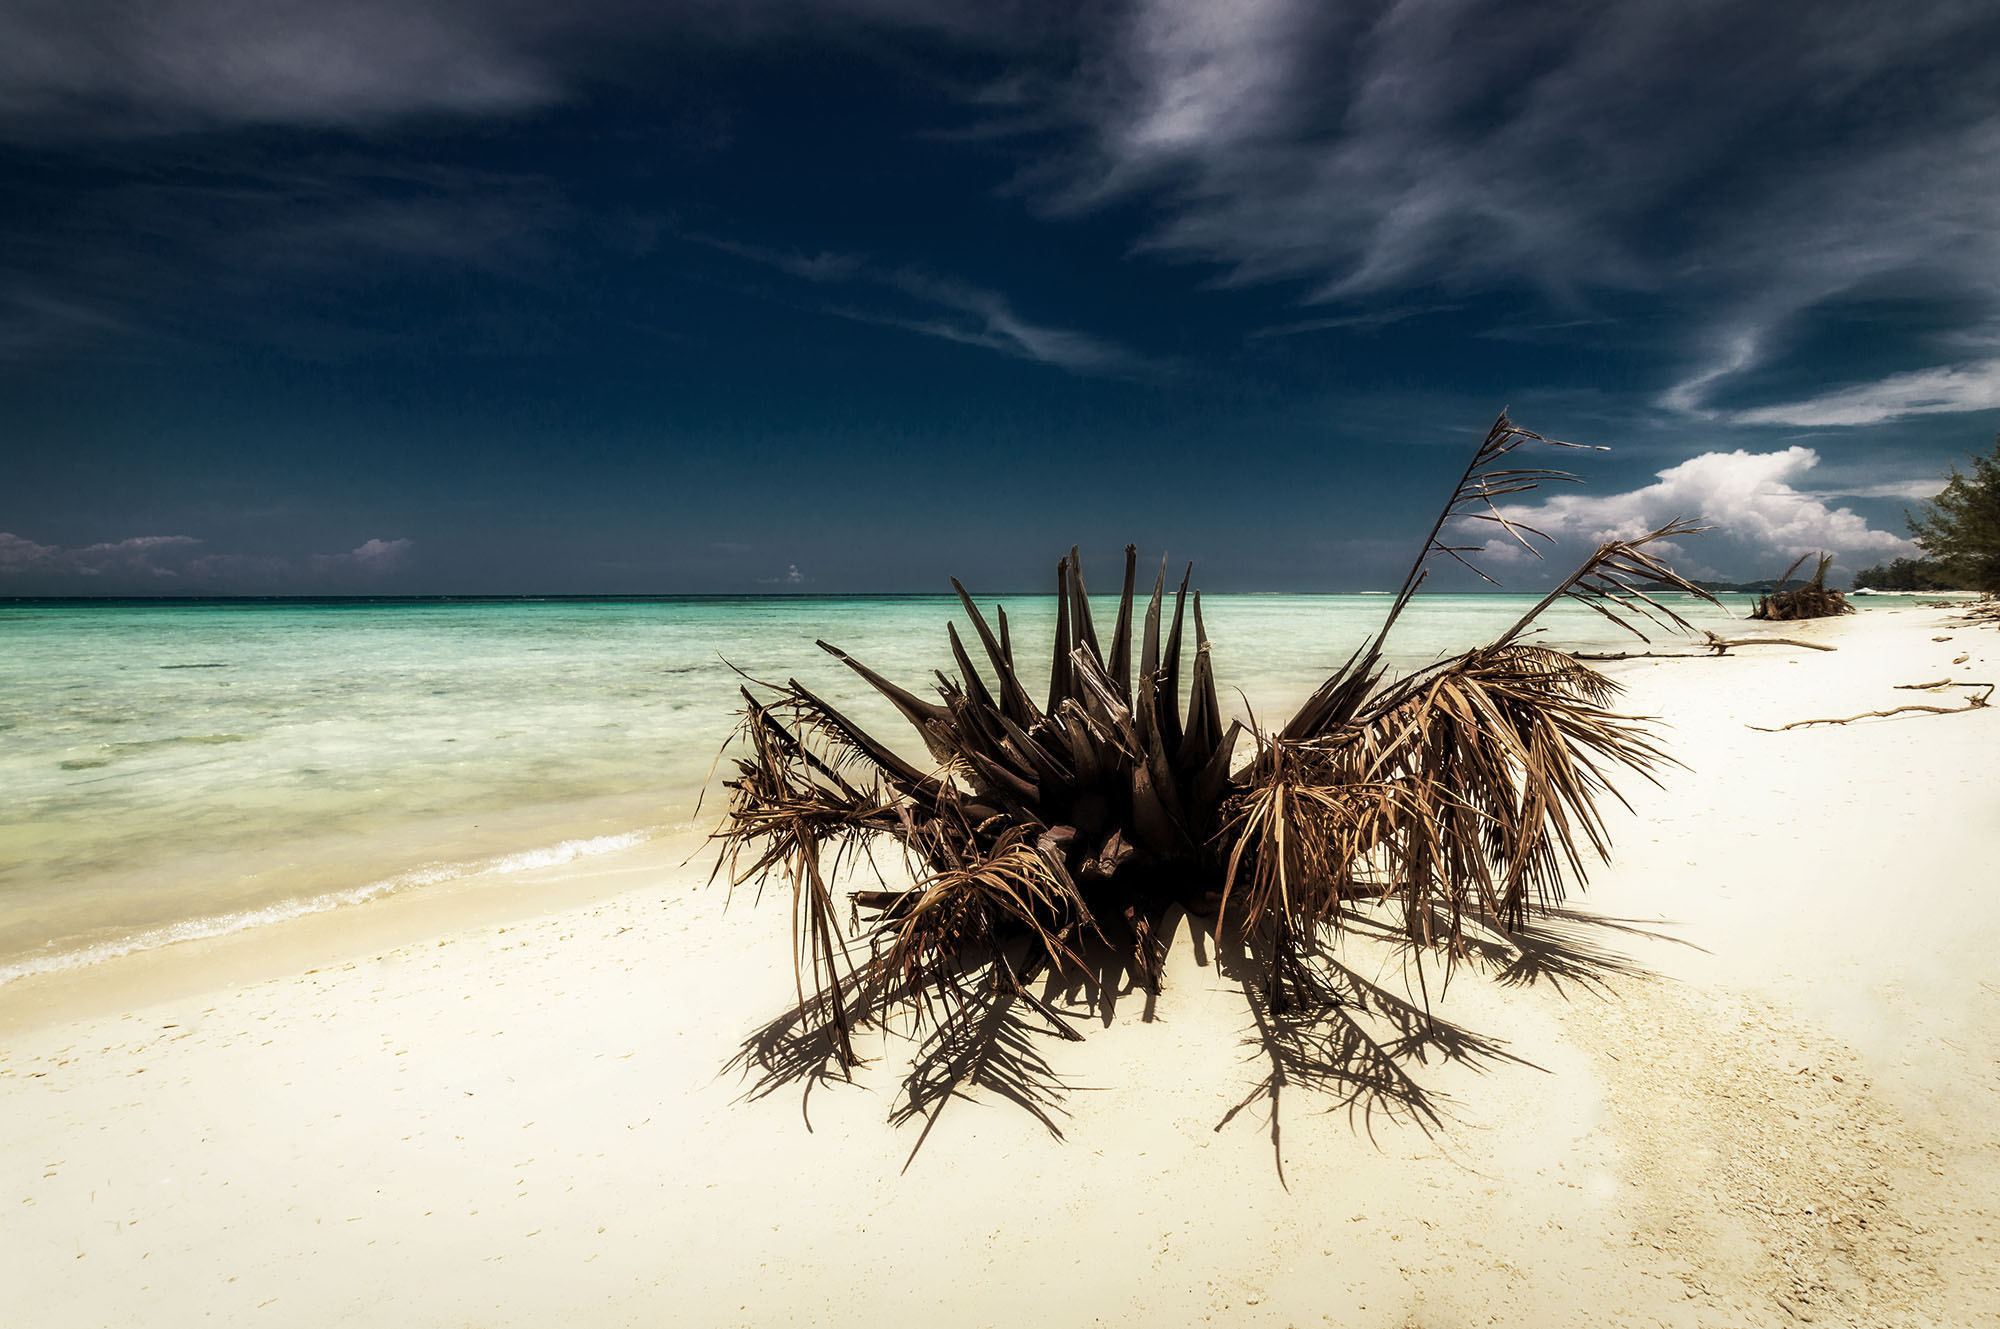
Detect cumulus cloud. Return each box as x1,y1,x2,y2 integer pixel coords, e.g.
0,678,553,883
305,536,415,575
758,563,808,586
1470,447,1916,579
0,531,199,578
342,537,414,570
0,532,414,588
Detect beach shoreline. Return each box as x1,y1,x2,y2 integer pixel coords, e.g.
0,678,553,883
0,591,1761,982
4,602,1995,1327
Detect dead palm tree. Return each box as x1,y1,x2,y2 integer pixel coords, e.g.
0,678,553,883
709,414,1715,1069
1750,552,1852,620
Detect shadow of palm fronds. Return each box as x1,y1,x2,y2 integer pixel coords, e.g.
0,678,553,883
1212,928,1538,1182
725,978,891,1129
1491,913,1660,994
1459,906,1702,996
891,989,1074,1170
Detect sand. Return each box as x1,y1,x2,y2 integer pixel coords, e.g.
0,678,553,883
3,603,1995,1328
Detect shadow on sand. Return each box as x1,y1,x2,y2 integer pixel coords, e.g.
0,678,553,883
724,903,1695,1176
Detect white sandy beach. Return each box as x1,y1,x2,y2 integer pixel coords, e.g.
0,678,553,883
3,604,1995,1328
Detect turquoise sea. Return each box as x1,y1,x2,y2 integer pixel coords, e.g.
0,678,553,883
0,591,1758,981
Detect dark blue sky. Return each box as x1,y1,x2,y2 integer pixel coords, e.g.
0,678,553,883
6,0,2000,594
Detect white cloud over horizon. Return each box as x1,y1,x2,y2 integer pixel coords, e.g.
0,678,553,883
0,532,415,587
1468,446,1917,580
0,532,199,578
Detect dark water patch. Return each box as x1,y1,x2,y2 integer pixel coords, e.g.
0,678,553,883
58,758,111,770
159,663,230,670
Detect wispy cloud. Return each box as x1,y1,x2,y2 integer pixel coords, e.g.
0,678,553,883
1806,479,1949,501
1246,303,1459,340
697,238,865,285
2,154,571,361
0,288,132,360
701,237,1153,375
0,0,555,139
994,0,2000,418
0,1,1033,142
12,0,2000,426
1723,358,2000,427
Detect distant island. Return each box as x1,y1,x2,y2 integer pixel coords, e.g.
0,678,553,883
1642,559,1976,594
1643,576,1829,594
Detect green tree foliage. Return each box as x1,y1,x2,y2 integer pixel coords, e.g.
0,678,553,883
1851,556,1962,591
1909,436,2000,593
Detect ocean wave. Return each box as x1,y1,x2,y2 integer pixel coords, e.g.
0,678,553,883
0,828,656,987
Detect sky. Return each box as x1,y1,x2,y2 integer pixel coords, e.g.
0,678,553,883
5,0,2000,595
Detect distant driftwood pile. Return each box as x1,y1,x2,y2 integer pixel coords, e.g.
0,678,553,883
707,416,1717,1095
1751,553,1853,621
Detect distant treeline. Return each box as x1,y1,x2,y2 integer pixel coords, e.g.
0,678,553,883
1642,578,1814,594
1644,562,1970,593
1849,557,1969,591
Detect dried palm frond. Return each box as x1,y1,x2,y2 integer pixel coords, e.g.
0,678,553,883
1751,551,1852,621
707,411,1717,1110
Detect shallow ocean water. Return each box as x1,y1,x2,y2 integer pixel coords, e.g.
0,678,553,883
0,591,1757,979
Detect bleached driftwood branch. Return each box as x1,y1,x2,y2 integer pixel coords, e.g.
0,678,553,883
1749,682,1993,732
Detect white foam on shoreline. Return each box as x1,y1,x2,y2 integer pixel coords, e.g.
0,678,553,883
0,829,656,988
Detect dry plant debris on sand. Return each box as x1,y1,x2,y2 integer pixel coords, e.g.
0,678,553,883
707,415,1719,1103
1750,553,1854,622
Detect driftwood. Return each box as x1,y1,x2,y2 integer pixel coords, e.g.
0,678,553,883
1750,553,1853,622
1574,631,1836,661
1749,682,1993,731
